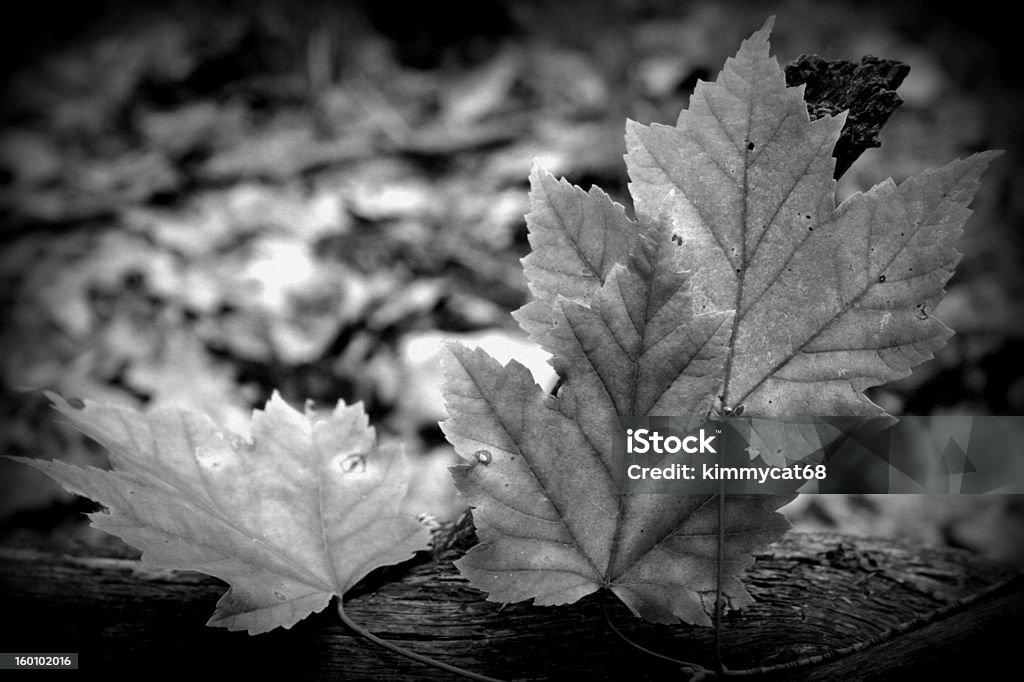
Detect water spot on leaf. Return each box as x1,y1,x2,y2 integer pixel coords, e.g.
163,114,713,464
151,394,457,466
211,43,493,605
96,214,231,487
338,454,366,474
273,591,286,601
474,450,492,464
65,397,85,409
195,447,222,469
878,275,886,283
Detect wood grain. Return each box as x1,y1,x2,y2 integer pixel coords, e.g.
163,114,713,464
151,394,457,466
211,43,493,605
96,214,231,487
1,531,1020,680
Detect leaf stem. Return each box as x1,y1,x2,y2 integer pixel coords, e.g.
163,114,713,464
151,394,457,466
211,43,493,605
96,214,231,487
714,444,726,676
599,593,709,679
336,600,508,682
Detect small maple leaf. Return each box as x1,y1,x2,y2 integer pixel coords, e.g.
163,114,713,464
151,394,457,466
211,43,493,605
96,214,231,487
441,18,997,624
13,392,430,634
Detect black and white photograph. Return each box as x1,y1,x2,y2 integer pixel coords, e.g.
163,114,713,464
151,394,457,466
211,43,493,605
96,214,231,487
1,0,1022,679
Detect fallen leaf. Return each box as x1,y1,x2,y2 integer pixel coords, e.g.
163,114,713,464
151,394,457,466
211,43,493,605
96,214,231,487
441,19,996,624
625,18,999,417
12,392,430,634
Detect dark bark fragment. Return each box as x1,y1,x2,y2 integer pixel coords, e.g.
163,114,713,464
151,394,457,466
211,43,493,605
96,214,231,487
785,55,910,178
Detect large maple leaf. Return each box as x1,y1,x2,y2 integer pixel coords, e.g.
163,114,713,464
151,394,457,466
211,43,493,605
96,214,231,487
441,19,996,624
14,393,430,634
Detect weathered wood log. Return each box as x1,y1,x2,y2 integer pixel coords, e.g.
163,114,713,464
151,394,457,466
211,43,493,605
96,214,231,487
1,531,1020,680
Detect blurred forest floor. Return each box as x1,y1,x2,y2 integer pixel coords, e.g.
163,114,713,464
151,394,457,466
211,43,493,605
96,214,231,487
1,0,1023,565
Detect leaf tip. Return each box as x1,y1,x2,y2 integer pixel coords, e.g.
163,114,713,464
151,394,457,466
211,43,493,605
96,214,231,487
528,157,548,181
747,15,776,46
972,148,1005,170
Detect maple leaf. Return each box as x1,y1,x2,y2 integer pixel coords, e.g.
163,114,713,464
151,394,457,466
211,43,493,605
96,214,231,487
13,392,430,634
625,18,999,417
513,168,639,342
441,18,997,624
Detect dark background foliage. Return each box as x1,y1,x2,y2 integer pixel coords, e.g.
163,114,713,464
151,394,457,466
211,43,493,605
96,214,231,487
1,0,1021,564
